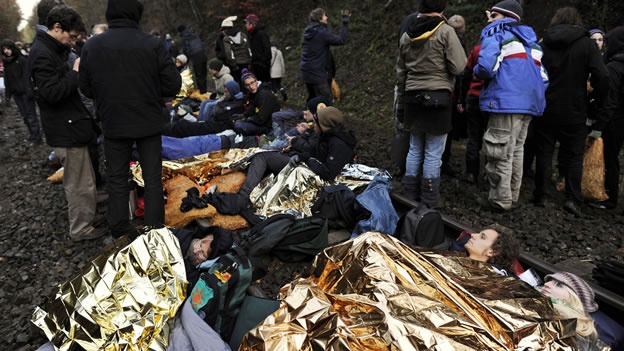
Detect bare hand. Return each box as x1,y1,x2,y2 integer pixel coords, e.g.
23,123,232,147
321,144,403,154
341,10,351,17
73,57,80,72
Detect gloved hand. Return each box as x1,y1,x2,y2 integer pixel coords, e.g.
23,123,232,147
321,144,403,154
288,155,300,168
588,130,602,140
231,113,244,121
341,9,351,23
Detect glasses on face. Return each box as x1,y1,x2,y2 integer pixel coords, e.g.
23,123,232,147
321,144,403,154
244,80,257,88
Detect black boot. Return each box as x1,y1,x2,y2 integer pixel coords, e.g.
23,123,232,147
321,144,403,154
401,175,420,201
421,177,442,208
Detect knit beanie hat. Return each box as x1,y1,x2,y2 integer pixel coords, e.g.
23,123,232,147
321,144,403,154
589,28,605,37
176,24,186,33
208,58,223,71
240,68,256,84
244,14,259,24
224,80,241,96
545,272,599,313
316,106,343,132
306,95,332,115
221,15,237,29
176,54,188,65
491,0,523,21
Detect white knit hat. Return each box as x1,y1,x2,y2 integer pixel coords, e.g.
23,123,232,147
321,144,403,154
221,16,237,28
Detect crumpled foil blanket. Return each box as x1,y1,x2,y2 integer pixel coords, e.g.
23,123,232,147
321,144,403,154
31,228,187,351
240,232,577,351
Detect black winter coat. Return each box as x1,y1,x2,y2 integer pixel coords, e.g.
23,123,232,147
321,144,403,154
28,31,94,147
248,24,271,68
300,21,348,85
243,84,279,127
79,13,181,139
304,124,357,181
1,50,31,98
541,24,609,126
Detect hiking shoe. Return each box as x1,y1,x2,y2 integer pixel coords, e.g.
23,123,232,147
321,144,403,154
563,200,583,218
70,226,108,242
476,195,508,213
279,88,288,101
588,201,616,210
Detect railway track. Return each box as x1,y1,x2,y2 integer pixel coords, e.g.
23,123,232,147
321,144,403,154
390,191,624,321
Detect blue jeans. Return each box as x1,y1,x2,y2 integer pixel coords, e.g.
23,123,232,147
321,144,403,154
197,100,218,122
405,132,448,179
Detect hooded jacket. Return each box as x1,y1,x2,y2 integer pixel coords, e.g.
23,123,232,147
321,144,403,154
1,41,32,98
601,26,624,125
300,20,348,84
29,30,93,147
540,24,608,126
396,15,466,94
79,0,181,139
305,123,357,181
474,18,549,116
242,82,279,127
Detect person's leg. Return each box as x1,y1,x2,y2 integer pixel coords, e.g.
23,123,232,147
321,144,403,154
271,109,299,137
602,118,624,206
305,83,317,102
104,138,134,236
559,124,586,203
56,146,99,238
523,119,536,177
14,94,42,144
464,97,486,181
313,82,333,103
420,133,447,207
194,55,208,94
402,132,425,200
234,120,270,136
483,113,514,210
510,115,531,203
136,134,164,228
533,120,556,204
239,152,289,196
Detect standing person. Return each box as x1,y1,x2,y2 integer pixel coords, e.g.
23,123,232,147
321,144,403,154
533,7,609,217
474,0,548,212
216,16,251,84
396,0,467,208
177,24,208,94
79,0,181,238
1,39,42,146
270,40,287,101
244,14,272,84
28,5,105,241
592,26,624,210
300,8,351,102
589,28,606,54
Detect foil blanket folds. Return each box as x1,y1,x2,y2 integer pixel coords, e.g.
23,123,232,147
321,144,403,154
31,228,187,351
241,232,577,351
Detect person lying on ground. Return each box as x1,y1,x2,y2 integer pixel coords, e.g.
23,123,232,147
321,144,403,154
163,80,244,138
233,69,279,136
271,94,331,139
540,271,622,351
238,106,357,198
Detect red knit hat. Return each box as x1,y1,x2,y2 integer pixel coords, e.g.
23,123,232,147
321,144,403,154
244,14,259,24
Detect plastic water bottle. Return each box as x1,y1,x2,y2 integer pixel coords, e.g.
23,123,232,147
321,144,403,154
48,151,56,161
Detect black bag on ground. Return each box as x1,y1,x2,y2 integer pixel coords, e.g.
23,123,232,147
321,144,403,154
189,246,253,342
311,184,357,230
395,203,446,249
593,260,624,295
272,216,329,262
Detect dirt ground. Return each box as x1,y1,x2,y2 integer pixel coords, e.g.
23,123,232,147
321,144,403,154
1,101,624,349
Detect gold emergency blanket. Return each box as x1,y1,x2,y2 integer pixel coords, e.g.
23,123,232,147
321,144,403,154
132,148,266,187
31,228,187,351
241,232,577,351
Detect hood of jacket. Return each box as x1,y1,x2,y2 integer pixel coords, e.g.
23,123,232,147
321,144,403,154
542,24,586,49
482,18,537,47
228,31,246,45
303,22,326,41
606,26,624,61
404,15,445,43
105,0,143,24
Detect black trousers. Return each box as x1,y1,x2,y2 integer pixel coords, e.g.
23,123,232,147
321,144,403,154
464,96,489,176
13,93,41,143
305,82,332,103
240,152,290,195
533,121,586,203
190,53,208,93
251,63,271,83
602,117,624,205
105,134,163,235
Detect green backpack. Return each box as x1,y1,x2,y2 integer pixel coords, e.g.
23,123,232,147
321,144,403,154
189,247,252,342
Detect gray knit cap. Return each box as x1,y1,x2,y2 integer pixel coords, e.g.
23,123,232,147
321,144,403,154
545,272,599,313
491,0,523,21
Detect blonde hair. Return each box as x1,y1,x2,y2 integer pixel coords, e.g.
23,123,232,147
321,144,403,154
549,284,597,338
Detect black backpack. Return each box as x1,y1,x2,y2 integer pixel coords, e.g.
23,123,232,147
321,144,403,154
311,185,357,230
593,260,624,295
189,246,253,342
213,99,244,121
238,214,329,264
225,33,252,67
395,203,446,249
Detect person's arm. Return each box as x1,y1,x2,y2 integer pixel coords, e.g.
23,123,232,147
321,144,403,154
305,135,353,181
323,11,350,46
595,63,623,130
474,33,501,81
32,54,79,104
245,90,277,125
587,42,610,131
445,29,468,77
